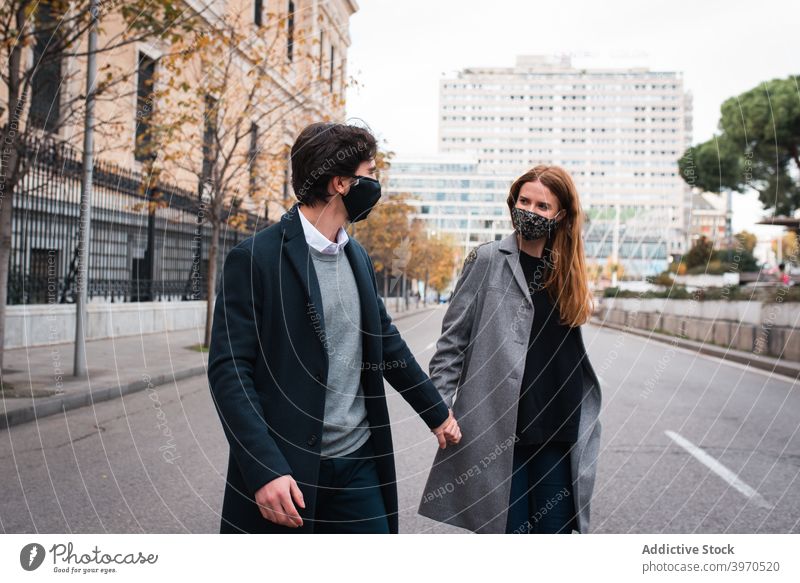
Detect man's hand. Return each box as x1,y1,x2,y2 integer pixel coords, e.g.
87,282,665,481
432,408,462,449
254,475,305,528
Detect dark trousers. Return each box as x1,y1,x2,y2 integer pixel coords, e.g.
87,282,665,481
505,441,578,534
313,437,390,533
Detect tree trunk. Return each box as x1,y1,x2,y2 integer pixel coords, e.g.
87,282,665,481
0,150,16,372
203,211,220,348
0,3,27,373
0,145,22,375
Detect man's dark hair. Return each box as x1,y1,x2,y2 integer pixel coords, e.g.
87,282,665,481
290,122,378,206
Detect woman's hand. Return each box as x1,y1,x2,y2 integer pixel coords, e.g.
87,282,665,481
432,408,462,448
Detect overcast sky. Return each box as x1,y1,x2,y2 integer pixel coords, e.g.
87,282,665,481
344,0,798,246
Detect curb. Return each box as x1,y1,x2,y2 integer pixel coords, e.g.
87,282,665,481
1,305,443,431
591,317,800,379
1,366,208,431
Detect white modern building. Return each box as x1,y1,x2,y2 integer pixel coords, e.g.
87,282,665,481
389,54,693,277
388,156,513,259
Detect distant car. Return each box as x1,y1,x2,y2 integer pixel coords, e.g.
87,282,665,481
615,280,661,293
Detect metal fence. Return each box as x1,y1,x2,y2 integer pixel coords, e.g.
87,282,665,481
7,130,267,305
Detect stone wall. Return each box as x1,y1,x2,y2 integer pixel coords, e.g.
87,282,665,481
596,297,800,361
4,301,206,349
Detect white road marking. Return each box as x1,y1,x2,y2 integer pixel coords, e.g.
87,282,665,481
664,430,773,510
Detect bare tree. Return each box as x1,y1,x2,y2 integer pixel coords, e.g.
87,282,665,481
0,0,204,372
147,5,347,347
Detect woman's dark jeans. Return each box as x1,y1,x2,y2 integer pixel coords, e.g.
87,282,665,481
505,441,578,534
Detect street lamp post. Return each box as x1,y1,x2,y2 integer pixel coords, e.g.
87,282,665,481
73,0,100,377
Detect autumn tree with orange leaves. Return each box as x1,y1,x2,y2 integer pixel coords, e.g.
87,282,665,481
355,193,458,306
144,6,344,347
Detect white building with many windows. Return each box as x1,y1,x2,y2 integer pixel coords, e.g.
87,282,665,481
388,156,512,259
389,54,693,277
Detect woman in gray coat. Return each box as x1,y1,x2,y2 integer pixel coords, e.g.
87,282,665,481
418,165,603,534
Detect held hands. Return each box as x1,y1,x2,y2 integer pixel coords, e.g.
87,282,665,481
254,475,306,528
432,408,462,449
254,413,460,527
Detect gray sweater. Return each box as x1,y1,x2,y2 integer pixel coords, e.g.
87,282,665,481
309,245,371,458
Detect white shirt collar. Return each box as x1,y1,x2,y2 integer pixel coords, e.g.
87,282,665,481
297,206,349,255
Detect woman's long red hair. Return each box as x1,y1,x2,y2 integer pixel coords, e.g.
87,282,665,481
506,165,594,327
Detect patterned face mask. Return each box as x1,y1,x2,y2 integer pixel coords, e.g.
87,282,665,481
511,206,564,240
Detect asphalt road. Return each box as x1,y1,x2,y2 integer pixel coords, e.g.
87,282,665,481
1,306,798,533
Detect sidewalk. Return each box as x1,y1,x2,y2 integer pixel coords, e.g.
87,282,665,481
0,302,440,430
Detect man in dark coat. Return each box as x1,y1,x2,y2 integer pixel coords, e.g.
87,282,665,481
207,122,461,533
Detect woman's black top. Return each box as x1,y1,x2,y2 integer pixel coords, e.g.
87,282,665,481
515,250,584,445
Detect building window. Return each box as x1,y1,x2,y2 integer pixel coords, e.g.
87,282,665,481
319,30,324,77
249,122,259,197
201,95,218,188
134,52,157,162
254,0,263,26
329,45,335,92
283,148,291,200
30,4,62,132
287,1,295,62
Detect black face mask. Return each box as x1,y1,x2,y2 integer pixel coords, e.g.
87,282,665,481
511,206,563,240
342,175,381,222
